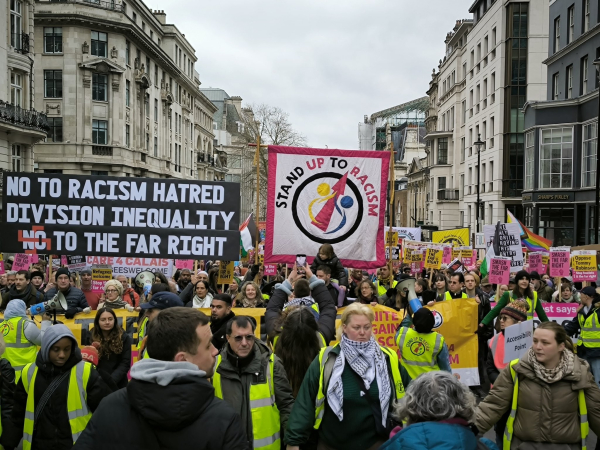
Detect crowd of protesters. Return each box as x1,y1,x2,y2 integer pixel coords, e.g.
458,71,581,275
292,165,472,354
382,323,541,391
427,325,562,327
0,245,598,450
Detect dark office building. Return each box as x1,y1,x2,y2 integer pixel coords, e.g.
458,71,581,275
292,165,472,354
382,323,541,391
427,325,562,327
523,0,599,245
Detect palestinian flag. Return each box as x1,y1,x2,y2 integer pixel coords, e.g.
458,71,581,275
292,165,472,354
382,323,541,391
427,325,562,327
240,214,257,257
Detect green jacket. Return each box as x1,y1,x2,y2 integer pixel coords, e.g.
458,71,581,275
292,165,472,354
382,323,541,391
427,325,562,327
481,290,549,326
285,344,411,450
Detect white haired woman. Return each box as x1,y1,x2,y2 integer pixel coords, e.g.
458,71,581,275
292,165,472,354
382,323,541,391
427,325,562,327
380,371,498,450
285,303,411,450
98,280,134,311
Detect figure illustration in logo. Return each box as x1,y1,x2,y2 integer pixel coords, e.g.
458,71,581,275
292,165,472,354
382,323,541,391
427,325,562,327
308,172,354,234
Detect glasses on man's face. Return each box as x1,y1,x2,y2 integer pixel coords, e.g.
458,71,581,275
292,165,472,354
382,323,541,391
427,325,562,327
233,334,255,343
105,289,118,293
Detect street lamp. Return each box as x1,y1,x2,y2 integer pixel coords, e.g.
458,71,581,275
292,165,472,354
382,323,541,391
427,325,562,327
474,134,485,233
592,58,600,244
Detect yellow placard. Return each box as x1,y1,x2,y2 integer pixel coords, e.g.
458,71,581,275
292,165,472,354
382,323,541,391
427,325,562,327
432,228,471,247
217,261,235,284
403,247,413,263
571,253,597,271
386,231,399,247
424,248,443,269
452,249,462,259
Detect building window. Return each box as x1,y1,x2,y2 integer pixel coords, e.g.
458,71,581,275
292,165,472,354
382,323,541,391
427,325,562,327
462,100,466,124
142,22,145,32
125,80,130,107
524,130,535,190
554,17,560,52
146,133,149,151
566,64,573,98
47,117,63,142
91,171,109,176
154,65,158,86
437,138,448,165
154,136,158,157
582,121,597,187
125,40,130,65
540,127,573,189
568,5,574,44
12,144,23,172
150,30,153,40
584,0,590,32
125,124,130,147
132,12,136,22
44,70,62,98
10,0,22,49
461,137,465,162
154,99,158,121
145,93,149,116
438,177,446,190
10,72,22,106
552,72,560,100
92,73,107,101
44,27,62,53
91,31,107,57
539,207,574,246
92,120,108,144
581,56,588,95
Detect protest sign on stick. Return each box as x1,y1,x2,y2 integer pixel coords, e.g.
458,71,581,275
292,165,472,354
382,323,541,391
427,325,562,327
175,259,194,270
550,247,571,277
489,256,511,285
217,261,235,284
92,267,112,293
571,250,597,282
483,223,524,272
503,320,534,363
263,263,278,276
459,247,475,267
11,254,31,271
424,247,443,270
528,252,545,274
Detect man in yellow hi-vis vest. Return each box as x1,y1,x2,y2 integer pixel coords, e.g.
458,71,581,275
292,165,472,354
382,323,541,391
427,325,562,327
213,316,295,450
4,324,111,450
396,308,452,381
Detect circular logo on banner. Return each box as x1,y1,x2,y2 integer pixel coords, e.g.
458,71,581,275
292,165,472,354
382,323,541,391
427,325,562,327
432,310,444,329
292,172,364,244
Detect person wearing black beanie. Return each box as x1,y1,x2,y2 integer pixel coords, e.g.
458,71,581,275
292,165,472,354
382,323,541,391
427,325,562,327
479,269,549,330
395,308,452,380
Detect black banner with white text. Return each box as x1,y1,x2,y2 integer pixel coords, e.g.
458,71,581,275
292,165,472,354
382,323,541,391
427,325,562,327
1,173,241,259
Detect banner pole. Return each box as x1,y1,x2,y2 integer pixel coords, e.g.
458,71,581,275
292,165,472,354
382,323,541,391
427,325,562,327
49,256,53,283
429,268,433,289
194,260,198,273
388,141,394,275
255,133,261,264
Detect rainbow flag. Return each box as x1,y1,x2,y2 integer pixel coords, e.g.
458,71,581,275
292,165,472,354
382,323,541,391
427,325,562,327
506,210,552,251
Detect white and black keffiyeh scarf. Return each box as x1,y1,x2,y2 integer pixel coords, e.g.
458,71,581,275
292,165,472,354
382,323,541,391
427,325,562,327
326,334,391,427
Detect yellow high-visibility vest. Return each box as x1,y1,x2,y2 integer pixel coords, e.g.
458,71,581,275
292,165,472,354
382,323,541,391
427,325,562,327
21,360,92,450
503,358,588,450
313,344,404,430
213,353,281,450
376,280,398,298
396,327,444,380
444,291,467,300
1,317,37,382
578,308,600,348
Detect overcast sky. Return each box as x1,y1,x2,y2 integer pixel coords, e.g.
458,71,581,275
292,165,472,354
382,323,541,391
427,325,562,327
150,0,474,150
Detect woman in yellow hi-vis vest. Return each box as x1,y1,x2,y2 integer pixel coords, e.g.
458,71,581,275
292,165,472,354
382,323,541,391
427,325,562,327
475,322,600,449
396,308,452,380
285,303,412,450
2,325,111,450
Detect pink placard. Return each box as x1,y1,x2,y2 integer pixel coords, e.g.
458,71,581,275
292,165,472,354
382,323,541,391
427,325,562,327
573,270,597,282
30,254,39,264
0,262,5,275
263,263,278,276
442,246,452,264
60,255,68,266
175,259,194,270
550,249,571,277
528,253,544,274
410,261,422,274
92,280,106,293
489,257,511,285
11,254,31,271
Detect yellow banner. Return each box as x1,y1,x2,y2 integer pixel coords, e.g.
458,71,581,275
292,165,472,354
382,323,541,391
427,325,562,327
386,231,399,247
432,228,471,247
571,253,597,271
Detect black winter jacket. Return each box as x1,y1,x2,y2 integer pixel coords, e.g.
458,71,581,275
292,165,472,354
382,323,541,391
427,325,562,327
43,286,89,313
72,372,248,450
3,349,110,450
1,284,43,310
310,254,347,287
211,311,235,351
85,331,132,389
0,359,15,437
265,277,337,343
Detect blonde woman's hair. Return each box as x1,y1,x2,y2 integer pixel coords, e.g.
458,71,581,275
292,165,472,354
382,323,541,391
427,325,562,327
336,302,374,340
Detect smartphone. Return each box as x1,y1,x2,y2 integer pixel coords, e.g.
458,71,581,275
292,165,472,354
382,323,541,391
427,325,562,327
296,254,306,267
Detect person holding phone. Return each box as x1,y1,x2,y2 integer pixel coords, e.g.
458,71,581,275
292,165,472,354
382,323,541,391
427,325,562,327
310,244,348,289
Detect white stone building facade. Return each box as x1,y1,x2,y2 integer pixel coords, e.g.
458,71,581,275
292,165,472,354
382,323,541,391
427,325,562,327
33,1,218,179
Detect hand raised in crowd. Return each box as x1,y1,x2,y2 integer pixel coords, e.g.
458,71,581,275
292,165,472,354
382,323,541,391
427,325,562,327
190,273,198,285
474,294,481,304
303,263,313,279
44,282,55,293
288,265,299,283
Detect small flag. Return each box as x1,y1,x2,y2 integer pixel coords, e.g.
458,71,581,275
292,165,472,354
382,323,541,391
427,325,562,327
240,213,257,257
480,221,501,278
507,210,552,251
